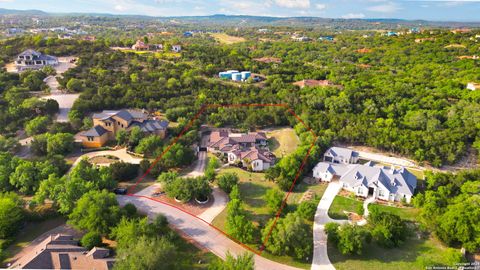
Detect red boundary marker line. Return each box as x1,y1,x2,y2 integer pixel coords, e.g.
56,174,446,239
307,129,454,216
126,103,318,256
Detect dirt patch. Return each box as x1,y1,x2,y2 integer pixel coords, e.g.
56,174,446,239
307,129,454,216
89,155,120,164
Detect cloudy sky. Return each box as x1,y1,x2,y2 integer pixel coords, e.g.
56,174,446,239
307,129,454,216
1,0,479,21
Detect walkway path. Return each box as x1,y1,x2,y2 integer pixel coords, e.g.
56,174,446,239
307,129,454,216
117,189,302,270
311,181,347,270
357,196,375,226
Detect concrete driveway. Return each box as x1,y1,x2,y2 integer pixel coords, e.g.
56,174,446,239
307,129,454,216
71,148,142,170
311,181,347,270
117,188,302,270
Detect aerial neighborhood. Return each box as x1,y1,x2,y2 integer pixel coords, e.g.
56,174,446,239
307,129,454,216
0,4,479,270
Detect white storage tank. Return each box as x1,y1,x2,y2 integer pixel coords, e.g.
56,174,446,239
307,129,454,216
231,72,242,81
241,71,251,80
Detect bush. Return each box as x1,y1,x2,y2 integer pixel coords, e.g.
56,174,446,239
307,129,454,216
139,159,151,174
123,203,137,218
296,200,317,220
356,204,364,216
324,222,340,244
81,231,103,250
264,188,284,214
110,162,139,181
217,173,239,194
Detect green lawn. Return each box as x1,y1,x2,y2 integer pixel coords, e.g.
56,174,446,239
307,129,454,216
2,216,66,264
287,180,328,206
328,196,363,219
173,235,221,269
266,128,300,157
329,235,460,270
369,203,420,221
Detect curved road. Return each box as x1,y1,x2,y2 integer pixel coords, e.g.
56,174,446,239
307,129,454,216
117,187,302,270
71,148,142,169
311,181,348,270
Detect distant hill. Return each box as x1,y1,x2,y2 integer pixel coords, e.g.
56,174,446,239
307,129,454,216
0,8,48,16
0,9,479,29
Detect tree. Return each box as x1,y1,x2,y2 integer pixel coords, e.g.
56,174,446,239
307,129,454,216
44,99,59,115
116,129,129,145
0,193,24,238
205,157,219,182
31,134,48,156
68,190,122,235
164,177,193,202
208,252,254,270
324,222,340,244
9,160,39,194
25,116,50,136
368,207,408,248
217,173,239,194
113,236,178,270
264,188,284,214
337,224,364,255
111,216,170,250
261,213,312,259
46,133,74,155
66,78,83,92
110,162,139,181
191,177,212,200
226,198,255,243
296,200,317,220
128,126,144,148
135,135,164,157
81,231,103,250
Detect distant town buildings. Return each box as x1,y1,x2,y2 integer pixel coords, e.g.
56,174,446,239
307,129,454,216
132,40,150,51
77,110,168,148
15,49,58,71
171,45,182,53
292,36,311,42
318,36,334,41
8,234,114,270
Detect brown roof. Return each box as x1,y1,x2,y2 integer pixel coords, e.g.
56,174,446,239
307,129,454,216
9,234,114,270
356,48,372,53
293,79,333,88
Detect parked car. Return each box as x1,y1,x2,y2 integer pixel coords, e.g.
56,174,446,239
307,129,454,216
114,188,128,195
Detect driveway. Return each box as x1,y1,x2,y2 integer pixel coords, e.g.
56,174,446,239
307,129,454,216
311,181,347,270
185,134,210,177
71,148,142,169
117,189,302,270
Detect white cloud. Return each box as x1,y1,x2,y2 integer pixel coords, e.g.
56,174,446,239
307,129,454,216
367,1,401,12
114,4,126,11
315,3,326,10
341,13,365,19
274,0,310,8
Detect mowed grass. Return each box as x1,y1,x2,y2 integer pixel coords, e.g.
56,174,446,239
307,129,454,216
329,236,459,270
328,196,363,219
267,127,300,157
368,203,420,222
210,33,246,44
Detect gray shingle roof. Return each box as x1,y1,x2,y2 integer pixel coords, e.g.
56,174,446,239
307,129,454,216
81,125,108,137
325,147,359,159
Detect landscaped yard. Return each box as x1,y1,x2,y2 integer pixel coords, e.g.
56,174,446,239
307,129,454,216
328,195,364,219
369,203,420,222
329,235,460,270
267,127,300,157
210,33,246,44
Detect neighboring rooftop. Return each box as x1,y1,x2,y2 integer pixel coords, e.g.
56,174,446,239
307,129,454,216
8,234,114,270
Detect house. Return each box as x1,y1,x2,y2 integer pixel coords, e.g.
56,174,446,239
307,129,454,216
171,45,182,52
467,82,480,91
152,44,163,51
183,31,193,37
8,234,114,270
208,129,274,171
292,36,311,42
318,36,334,41
312,148,417,203
292,79,335,89
132,40,150,51
385,31,398,37
323,147,360,164
15,49,58,71
77,109,168,148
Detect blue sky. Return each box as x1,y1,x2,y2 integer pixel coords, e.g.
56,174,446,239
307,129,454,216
1,0,479,21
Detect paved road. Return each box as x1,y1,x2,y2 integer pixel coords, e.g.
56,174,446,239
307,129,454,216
185,134,210,177
311,181,347,270
117,189,302,270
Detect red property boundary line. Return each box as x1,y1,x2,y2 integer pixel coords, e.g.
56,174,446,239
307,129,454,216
127,103,318,256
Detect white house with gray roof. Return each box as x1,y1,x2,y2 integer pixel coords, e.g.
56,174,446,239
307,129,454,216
313,147,417,203
323,147,359,164
15,49,58,71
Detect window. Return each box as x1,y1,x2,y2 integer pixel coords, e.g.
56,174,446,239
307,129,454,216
357,187,363,195
87,136,94,141
378,189,385,197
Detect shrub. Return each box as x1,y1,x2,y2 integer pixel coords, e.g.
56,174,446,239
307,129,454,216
110,162,139,181
123,203,137,218
296,200,317,220
81,231,103,250
217,173,239,194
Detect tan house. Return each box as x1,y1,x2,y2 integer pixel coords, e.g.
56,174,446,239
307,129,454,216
132,40,150,51
8,234,114,269
78,110,168,148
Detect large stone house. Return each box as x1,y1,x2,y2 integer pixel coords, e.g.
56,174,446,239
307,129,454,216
313,147,417,203
8,234,114,270
208,129,274,171
77,110,168,148
15,49,58,71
